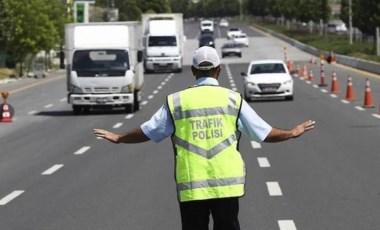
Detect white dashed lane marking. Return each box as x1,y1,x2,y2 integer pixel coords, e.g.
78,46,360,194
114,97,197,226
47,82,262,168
257,157,270,168
266,181,283,196
125,114,134,119
0,190,25,206
113,122,123,129
278,220,297,230
74,146,91,155
28,110,38,115
44,104,53,108
250,141,261,149
41,164,64,175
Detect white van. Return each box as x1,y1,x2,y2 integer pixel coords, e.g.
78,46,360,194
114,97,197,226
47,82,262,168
200,20,214,33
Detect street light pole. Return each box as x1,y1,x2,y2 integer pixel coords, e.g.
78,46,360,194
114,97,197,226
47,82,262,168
349,0,353,45
239,0,243,21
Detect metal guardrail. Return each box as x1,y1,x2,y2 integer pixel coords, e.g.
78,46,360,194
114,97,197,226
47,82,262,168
254,24,380,76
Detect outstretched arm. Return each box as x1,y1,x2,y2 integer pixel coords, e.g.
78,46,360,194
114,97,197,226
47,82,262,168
264,120,315,143
93,127,150,144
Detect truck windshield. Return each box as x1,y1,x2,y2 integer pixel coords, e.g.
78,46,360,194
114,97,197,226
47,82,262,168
148,36,177,47
72,50,129,77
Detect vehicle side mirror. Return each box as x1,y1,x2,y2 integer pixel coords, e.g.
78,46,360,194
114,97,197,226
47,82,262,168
137,50,143,63
241,72,246,77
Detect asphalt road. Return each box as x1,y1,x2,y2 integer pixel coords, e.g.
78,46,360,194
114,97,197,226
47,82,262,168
1,21,380,230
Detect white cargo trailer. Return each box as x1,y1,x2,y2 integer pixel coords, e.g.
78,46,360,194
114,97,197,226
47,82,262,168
65,22,144,114
142,13,184,73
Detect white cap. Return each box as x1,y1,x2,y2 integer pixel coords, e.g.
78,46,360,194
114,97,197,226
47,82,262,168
192,46,220,70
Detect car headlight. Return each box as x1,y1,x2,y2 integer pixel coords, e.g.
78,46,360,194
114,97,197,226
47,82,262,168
121,84,134,93
284,80,293,85
247,82,256,86
69,84,83,93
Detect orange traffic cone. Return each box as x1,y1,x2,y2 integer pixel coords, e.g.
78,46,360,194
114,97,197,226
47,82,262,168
309,58,317,66
287,60,294,73
296,65,301,76
363,78,374,108
308,70,314,81
330,71,340,94
319,60,327,87
345,76,355,101
302,64,308,79
0,103,12,122
1,92,13,122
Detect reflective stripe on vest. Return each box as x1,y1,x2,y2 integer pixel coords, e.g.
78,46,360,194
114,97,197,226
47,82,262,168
177,176,246,192
167,86,245,202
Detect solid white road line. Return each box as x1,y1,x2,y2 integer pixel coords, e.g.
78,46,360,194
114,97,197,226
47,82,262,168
250,141,262,149
266,181,283,196
74,146,91,155
113,122,123,129
42,164,64,175
278,220,297,230
257,157,270,168
0,190,25,206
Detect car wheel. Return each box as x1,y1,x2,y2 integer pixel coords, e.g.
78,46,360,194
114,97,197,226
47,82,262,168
285,95,294,101
238,54,242,58
244,91,251,102
72,105,82,115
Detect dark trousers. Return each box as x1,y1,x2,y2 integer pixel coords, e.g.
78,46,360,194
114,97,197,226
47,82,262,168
179,197,240,230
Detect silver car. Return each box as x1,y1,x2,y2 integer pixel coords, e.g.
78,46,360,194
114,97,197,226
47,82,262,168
221,43,242,58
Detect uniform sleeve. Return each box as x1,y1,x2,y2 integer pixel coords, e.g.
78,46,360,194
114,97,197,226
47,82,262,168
237,100,272,142
140,103,174,143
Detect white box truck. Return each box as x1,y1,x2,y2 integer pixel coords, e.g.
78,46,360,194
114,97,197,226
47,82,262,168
142,13,184,73
65,22,144,114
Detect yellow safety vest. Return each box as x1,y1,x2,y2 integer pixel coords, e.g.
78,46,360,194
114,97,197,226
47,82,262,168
167,85,246,202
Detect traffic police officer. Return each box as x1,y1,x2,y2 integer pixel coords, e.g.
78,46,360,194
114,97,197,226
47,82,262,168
94,46,315,230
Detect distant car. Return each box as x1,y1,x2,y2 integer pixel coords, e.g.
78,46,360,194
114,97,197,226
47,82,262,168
199,34,215,48
241,60,293,101
200,20,214,33
221,43,242,58
227,27,242,39
232,33,249,47
219,19,229,28
327,20,347,34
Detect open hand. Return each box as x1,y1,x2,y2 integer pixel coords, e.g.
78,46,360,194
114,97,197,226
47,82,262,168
93,129,120,143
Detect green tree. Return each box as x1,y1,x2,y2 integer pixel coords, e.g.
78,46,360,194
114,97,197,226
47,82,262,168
2,0,67,76
353,0,380,36
118,0,142,21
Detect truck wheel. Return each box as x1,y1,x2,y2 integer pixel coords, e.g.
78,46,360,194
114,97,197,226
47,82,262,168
133,90,140,111
72,106,82,115
125,104,134,114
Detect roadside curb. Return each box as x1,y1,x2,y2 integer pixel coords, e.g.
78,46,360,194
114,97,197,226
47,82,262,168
252,23,380,77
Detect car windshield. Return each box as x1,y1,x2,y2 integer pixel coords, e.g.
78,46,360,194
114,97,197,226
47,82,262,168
200,35,214,42
148,36,177,46
229,28,240,31
72,49,129,77
223,43,238,48
250,63,286,74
